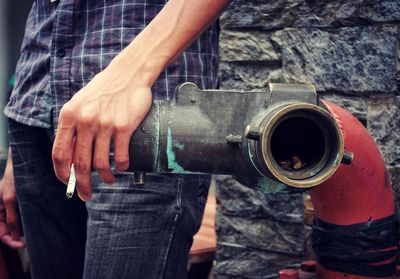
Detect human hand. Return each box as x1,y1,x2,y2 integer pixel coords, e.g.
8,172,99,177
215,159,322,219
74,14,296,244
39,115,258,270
52,65,152,201
0,149,25,249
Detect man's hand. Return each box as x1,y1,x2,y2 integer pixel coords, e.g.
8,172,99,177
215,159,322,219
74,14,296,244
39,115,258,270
0,148,25,249
52,68,152,201
52,0,231,201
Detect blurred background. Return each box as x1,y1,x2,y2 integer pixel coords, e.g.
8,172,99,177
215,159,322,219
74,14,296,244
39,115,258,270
0,0,33,170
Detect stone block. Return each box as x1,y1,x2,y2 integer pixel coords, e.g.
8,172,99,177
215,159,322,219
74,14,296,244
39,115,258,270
214,244,302,279
319,93,368,123
367,95,400,166
219,30,280,62
216,176,305,256
221,0,400,30
388,166,400,212
272,25,398,94
216,176,303,222
219,61,282,90
217,214,305,256
397,39,400,91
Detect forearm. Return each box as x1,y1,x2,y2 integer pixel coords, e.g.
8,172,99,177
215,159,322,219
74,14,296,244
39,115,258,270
107,0,231,87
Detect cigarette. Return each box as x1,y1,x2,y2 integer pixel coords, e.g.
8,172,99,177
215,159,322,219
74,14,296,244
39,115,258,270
66,164,76,199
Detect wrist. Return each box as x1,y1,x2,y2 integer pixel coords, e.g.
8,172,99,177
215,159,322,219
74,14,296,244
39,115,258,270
108,45,164,88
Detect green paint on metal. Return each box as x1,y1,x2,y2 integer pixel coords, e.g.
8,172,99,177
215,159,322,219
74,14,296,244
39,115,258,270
166,128,185,172
154,102,161,171
257,177,287,194
173,142,184,151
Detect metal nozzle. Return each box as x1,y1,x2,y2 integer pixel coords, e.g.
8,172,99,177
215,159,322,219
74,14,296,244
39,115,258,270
248,103,344,189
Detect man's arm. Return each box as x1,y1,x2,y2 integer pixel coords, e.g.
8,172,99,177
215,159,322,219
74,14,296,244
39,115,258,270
52,0,231,200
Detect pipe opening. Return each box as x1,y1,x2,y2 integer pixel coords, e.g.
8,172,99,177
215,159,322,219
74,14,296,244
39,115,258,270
264,107,341,183
271,116,326,174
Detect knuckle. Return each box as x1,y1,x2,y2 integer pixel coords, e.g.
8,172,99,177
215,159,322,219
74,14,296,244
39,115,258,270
93,159,109,171
74,162,91,175
115,122,130,134
77,113,95,127
99,119,113,130
115,156,129,167
3,194,15,206
52,147,67,163
59,104,75,120
76,105,98,127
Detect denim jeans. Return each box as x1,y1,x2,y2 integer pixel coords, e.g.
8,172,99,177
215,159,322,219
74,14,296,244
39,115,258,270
8,119,210,279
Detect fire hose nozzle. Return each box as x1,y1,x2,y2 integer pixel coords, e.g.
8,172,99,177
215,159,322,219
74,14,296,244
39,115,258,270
128,83,345,192
245,99,344,189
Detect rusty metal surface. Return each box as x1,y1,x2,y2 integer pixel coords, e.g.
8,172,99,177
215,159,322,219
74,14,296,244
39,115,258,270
128,83,344,192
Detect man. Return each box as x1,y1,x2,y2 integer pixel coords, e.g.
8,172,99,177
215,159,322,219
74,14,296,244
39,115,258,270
1,0,231,278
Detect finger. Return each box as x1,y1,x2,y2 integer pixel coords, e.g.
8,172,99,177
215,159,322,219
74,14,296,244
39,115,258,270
53,106,76,184
93,127,115,184
113,124,131,172
73,126,94,201
0,203,6,221
3,192,21,240
1,234,25,249
113,88,152,172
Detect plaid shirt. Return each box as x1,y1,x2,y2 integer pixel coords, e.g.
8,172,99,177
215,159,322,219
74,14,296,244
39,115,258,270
5,0,219,130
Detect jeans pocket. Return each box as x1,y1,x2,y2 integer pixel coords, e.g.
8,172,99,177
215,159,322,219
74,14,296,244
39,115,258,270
88,172,184,234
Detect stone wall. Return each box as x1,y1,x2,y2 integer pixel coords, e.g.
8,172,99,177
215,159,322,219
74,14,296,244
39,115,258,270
215,1,400,278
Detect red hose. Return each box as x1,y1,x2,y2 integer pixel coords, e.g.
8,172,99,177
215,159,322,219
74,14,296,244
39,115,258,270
310,101,396,279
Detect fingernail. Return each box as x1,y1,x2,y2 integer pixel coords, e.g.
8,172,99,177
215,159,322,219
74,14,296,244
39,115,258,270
78,192,91,201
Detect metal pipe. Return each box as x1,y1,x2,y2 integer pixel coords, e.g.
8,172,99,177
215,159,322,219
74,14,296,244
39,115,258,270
129,83,397,278
128,82,344,191
129,83,398,276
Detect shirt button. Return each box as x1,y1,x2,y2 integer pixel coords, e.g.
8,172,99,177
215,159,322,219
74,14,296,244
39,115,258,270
57,49,66,58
